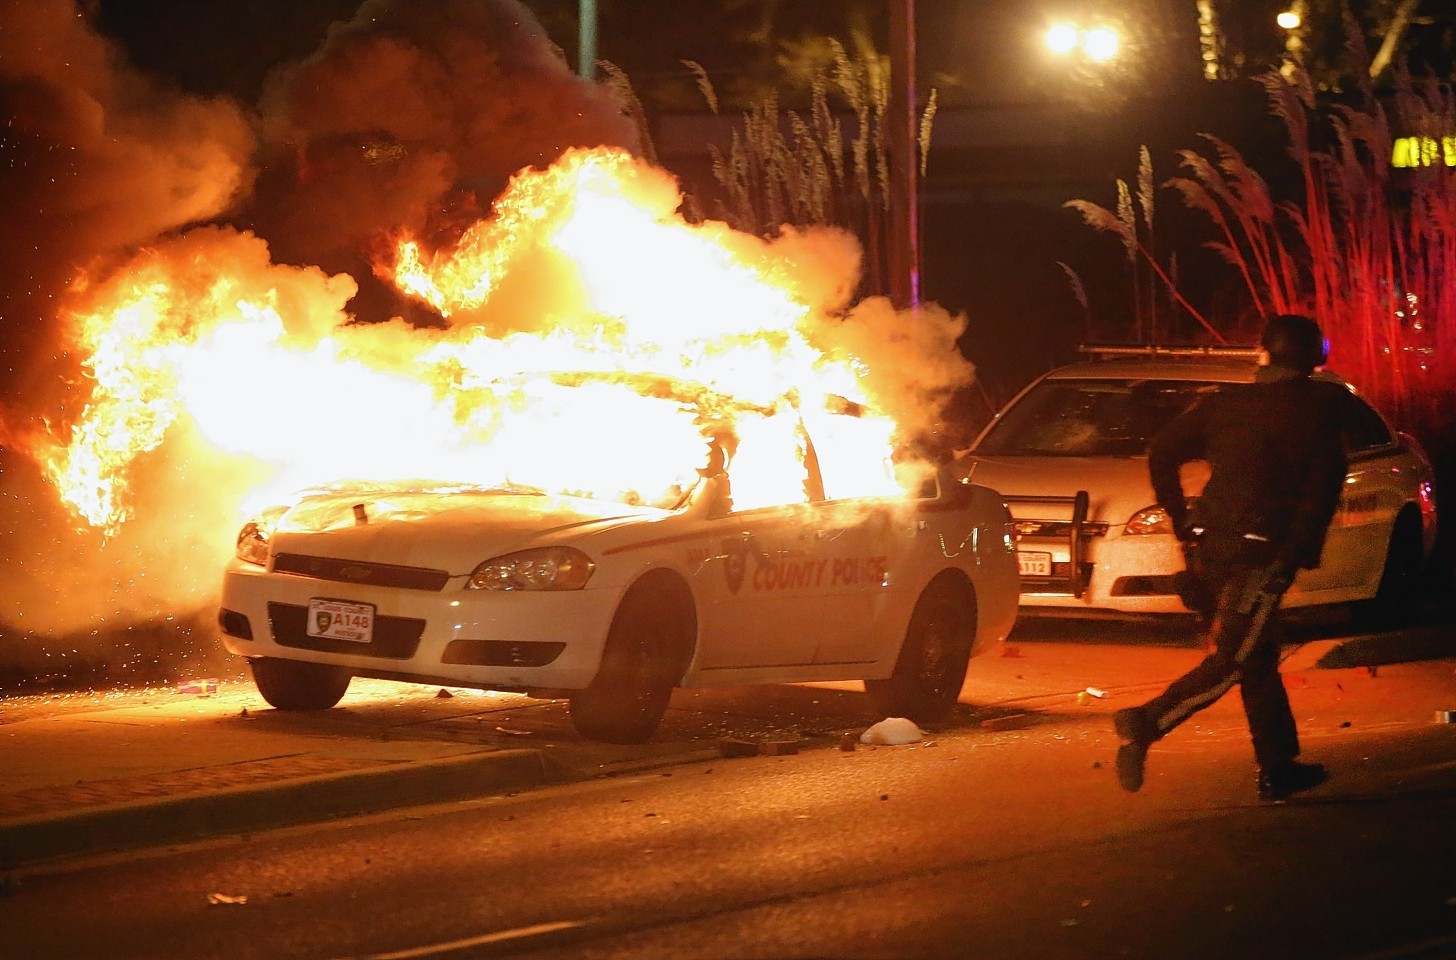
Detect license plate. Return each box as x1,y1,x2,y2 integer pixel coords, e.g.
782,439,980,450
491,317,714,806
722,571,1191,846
1017,551,1052,577
306,598,375,643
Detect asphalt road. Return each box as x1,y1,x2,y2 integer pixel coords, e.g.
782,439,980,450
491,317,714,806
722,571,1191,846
2,615,1454,960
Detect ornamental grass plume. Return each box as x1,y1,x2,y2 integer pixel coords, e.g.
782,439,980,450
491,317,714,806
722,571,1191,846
1068,52,1456,452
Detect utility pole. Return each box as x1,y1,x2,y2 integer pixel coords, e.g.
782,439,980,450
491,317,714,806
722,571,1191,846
579,0,597,79
888,0,920,308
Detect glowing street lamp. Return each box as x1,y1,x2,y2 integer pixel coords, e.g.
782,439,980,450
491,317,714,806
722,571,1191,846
1083,27,1120,62
1045,22,1120,62
1277,10,1302,29
1046,23,1079,54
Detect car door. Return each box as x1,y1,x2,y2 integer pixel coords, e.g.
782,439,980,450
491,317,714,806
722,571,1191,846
687,501,826,671
684,418,826,671
1297,395,1405,593
797,495,921,667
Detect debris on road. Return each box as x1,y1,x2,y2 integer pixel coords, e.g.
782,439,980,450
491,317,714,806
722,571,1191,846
980,713,1035,732
860,717,923,745
206,892,248,906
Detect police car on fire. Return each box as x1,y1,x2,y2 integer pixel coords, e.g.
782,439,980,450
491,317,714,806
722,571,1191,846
218,405,1020,743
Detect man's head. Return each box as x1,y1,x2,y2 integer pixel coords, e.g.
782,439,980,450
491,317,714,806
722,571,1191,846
1260,314,1328,372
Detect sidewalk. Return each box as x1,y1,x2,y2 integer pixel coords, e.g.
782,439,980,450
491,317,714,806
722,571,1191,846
2,623,1453,870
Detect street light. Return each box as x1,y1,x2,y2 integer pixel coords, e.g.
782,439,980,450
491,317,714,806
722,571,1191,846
1046,23,1079,54
1083,27,1119,62
1045,22,1121,62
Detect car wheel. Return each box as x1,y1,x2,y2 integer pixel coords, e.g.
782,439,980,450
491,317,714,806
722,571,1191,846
864,573,975,723
569,586,683,744
1351,512,1424,630
251,657,351,711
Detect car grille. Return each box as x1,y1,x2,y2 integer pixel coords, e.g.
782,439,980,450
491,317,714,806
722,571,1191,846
442,639,566,667
1110,574,1180,597
272,553,451,591
267,603,425,659
1011,520,1109,538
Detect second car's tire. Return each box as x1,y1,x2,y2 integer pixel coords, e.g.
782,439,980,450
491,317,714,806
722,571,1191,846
1351,511,1424,631
569,585,685,744
864,573,976,723
251,657,352,711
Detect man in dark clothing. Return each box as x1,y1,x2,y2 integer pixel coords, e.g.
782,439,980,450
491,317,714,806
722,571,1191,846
1113,314,1350,801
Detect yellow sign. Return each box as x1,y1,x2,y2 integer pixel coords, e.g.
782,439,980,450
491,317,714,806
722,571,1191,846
1391,136,1456,168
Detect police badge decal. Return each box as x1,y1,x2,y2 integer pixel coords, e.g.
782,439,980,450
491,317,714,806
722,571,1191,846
722,537,751,594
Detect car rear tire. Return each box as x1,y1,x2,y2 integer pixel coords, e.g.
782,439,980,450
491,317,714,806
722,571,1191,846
864,573,975,723
569,586,683,744
251,657,351,711
1351,512,1424,630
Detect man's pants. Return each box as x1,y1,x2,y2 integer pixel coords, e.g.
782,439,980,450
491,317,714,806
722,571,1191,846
1137,564,1300,768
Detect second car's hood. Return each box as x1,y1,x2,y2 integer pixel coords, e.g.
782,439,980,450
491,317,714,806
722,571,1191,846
960,454,1210,528
266,483,662,574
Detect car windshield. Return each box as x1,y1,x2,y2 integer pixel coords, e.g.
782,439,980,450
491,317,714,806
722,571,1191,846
974,378,1224,457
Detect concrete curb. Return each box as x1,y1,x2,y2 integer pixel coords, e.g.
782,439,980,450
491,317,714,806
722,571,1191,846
0,747,547,869
1308,625,1455,669
4,621,1448,870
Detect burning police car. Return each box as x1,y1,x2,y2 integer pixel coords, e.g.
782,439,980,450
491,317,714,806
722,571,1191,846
218,408,1020,743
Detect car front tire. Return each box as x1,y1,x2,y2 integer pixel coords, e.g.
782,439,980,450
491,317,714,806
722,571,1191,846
251,657,352,711
569,585,684,744
865,572,976,723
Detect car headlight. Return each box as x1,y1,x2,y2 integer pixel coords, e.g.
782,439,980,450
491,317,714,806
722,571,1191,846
467,547,595,591
234,506,287,566
1123,505,1174,536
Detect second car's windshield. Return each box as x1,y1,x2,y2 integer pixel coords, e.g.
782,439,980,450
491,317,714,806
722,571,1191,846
974,378,1224,457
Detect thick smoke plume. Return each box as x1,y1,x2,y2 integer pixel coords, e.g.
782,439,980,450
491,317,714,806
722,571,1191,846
245,0,637,322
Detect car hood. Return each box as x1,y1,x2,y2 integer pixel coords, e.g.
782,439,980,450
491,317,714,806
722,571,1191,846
266,483,663,574
960,454,1210,528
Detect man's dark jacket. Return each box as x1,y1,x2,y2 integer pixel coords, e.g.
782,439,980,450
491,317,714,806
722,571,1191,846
1148,373,1351,573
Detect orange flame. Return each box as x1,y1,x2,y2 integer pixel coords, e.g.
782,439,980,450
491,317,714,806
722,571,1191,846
38,147,909,536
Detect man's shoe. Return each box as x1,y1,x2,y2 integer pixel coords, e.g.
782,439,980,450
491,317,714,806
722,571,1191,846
1113,708,1153,793
1257,761,1328,801
1116,741,1148,792
1113,707,1155,744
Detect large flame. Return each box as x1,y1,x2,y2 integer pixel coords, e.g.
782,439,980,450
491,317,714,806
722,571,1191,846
38,147,911,536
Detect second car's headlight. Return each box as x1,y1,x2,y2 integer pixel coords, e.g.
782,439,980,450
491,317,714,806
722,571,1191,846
1123,505,1174,536
467,547,596,591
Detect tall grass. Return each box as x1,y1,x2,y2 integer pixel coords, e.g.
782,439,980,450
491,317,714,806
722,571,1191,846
605,43,936,298
1068,61,1456,449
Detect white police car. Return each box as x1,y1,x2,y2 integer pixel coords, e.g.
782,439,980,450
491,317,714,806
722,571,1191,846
219,410,1020,743
958,346,1437,624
